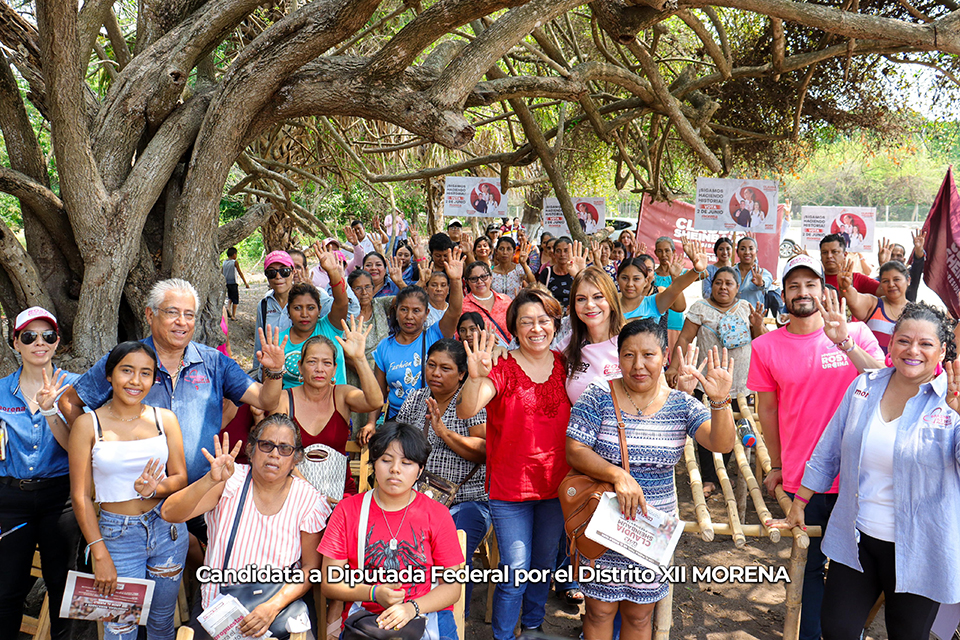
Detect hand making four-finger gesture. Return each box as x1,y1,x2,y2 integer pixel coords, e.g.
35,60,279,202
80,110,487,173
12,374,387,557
336,315,372,363
256,325,288,373
36,367,69,412
814,287,850,346
697,346,734,403
464,330,497,380
134,458,165,499
672,344,703,396
202,433,243,484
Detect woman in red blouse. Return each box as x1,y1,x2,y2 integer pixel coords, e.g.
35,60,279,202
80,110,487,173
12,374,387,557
457,287,570,640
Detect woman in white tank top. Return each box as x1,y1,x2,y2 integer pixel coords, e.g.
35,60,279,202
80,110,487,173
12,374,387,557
68,341,188,640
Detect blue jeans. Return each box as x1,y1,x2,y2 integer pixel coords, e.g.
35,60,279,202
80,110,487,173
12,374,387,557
449,500,493,617
98,504,188,640
787,492,837,640
554,527,579,593
489,498,564,640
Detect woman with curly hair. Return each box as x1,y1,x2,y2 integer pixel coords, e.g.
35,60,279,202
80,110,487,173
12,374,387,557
771,302,960,639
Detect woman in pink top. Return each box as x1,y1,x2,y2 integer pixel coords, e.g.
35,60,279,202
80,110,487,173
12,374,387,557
462,261,513,344
457,287,570,640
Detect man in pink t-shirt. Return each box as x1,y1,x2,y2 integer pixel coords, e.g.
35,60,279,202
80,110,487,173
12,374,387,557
747,254,883,640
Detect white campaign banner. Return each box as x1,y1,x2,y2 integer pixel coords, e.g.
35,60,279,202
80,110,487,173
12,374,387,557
443,176,508,219
694,178,779,233
801,206,876,252
542,197,607,236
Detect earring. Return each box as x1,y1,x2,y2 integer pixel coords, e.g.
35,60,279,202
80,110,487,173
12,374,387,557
884,354,893,367
936,362,944,376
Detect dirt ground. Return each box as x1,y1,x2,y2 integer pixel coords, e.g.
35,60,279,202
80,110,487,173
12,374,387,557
22,274,896,639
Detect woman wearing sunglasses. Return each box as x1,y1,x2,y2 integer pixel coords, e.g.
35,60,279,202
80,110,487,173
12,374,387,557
0,308,82,640
68,341,189,639
163,415,331,638
254,251,296,370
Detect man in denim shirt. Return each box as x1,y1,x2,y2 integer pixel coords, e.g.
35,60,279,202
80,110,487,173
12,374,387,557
60,278,285,557
747,255,884,640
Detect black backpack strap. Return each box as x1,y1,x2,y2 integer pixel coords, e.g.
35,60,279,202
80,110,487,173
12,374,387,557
222,471,253,571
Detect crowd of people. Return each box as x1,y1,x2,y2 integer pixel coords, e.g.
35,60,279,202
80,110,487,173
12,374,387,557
0,211,956,640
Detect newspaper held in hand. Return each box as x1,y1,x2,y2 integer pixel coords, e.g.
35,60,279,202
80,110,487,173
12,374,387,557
584,492,684,571
198,593,263,639
59,570,153,628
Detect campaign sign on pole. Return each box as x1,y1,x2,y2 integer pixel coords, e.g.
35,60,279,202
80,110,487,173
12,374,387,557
443,177,507,218
542,197,607,236
801,206,875,252
694,178,779,233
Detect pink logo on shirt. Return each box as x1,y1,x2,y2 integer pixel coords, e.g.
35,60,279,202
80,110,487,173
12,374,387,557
853,389,869,399
922,408,952,427
184,370,210,385
820,352,850,370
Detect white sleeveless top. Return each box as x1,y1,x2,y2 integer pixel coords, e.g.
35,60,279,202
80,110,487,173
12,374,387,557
91,407,169,503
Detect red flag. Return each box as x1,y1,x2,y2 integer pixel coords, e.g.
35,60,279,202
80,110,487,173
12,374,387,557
921,166,960,318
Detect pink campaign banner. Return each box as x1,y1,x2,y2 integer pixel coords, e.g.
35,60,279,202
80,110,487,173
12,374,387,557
621,195,781,276
921,166,960,318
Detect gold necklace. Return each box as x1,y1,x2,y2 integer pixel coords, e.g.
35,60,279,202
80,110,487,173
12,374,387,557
620,380,661,416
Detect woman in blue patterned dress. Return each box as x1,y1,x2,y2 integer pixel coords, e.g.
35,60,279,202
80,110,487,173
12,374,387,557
566,319,736,640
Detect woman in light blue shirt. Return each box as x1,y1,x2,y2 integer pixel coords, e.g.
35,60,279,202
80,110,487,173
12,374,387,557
771,302,960,639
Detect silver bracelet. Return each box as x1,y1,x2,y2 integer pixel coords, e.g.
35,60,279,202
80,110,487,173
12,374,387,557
39,407,59,417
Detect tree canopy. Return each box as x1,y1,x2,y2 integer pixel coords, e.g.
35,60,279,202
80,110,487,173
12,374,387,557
0,0,957,367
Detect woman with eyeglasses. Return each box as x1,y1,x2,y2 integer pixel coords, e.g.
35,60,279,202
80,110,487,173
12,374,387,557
255,251,296,369
461,261,513,345
457,288,571,640
69,341,189,640
0,308,82,640
358,253,465,445
163,416,331,639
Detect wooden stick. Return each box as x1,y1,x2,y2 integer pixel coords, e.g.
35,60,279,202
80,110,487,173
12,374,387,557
682,521,821,537
738,393,809,547
653,582,673,639
732,439,780,543
713,451,747,548
783,536,808,640
683,437,714,541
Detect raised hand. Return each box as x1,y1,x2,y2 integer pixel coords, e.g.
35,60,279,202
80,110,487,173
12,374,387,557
589,240,601,265
814,287,849,346
636,241,649,256
789,243,809,258
202,433,242,483
567,240,589,276
409,229,425,260
418,259,433,285
673,344,704,396
256,325,288,373
518,241,532,264
36,367,69,411
944,360,960,415
387,255,406,285
464,330,497,379
336,316,371,362
699,346,733,402
134,458,165,498
444,246,465,280
317,243,342,276
749,303,766,330
837,258,855,293
667,252,685,278
683,238,709,272
343,225,359,247
912,229,927,259
877,237,893,265
751,264,764,287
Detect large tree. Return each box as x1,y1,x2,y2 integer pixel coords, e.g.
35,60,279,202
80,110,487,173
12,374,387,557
0,0,957,368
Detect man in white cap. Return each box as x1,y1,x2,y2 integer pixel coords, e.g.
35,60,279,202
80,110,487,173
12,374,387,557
747,255,884,640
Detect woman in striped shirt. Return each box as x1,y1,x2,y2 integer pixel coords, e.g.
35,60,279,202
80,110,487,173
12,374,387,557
163,415,330,638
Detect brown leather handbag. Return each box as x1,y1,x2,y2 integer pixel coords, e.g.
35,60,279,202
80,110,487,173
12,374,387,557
558,386,630,565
